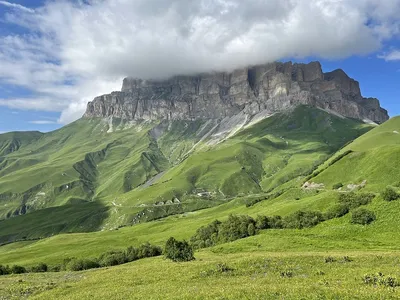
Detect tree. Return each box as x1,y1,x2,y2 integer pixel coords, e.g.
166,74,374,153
164,237,195,262
382,187,399,202
351,208,376,225
11,265,26,274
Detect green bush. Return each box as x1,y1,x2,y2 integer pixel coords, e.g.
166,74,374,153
190,220,221,249
351,208,376,225
338,192,375,209
126,246,139,261
332,183,343,190
363,273,399,287
30,263,48,273
255,215,283,230
283,211,324,229
382,187,399,202
324,256,336,263
0,265,11,275
11,265,26,274
218,215,257,242
98,251,128,267
324,204,349,220
137,242,162,259
66,259,100,271
164,237,195,262
49,265,61,272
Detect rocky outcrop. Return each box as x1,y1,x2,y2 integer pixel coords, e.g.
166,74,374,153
84,61,389,123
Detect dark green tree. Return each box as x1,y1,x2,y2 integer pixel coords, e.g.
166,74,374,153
164,237,195,262
351,208,376,225
382,187,399,202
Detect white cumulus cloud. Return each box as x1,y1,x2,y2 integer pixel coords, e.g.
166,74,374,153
378,49,400,61
0,0,399,124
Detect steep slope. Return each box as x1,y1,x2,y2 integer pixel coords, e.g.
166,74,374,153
0,118,169,219
309,116,400,190
117,106,370,207
0,131,43,156
0,106,371,243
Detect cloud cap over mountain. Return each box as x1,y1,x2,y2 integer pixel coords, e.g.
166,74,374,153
0,0,399,123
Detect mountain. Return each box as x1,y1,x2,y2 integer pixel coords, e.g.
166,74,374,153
0,62,399,299
84,61,389,124
0,60,393,244
0,106,372,242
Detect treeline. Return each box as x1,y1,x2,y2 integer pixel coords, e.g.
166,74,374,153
191,192,376,249
0,242,162,275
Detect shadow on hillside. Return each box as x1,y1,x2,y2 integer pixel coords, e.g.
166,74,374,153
0,200,109,245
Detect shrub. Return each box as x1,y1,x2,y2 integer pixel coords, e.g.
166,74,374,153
342,256,352,263
333,183,343,190
324,204,349,220
382,187,399,202
324,256,336,263
30,263,48,273
216,263,234,273
247,223,256,236
164,237,195,262
363,273,399,287
66,259,100,271
138,242,162,259
218,215,257,242
126,246,139,261
351,208,376,225
0,265,11,275
280,270,294,278
190,220,221,249
255,215,283,230
338,192,375,209
98,251,128,267
283,211,324,229
11,265,26,274
49,265,61,272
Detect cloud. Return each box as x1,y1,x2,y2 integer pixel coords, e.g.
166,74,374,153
0,97,66,112
378,49,400,61
29,120,56,125
0,0,400,124
0,0,34,13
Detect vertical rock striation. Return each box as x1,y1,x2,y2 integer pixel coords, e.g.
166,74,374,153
84,61,389,123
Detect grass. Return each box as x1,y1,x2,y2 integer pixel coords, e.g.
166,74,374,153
311,116,400,190
1,251,400,299
0,107,398,298
0,106,371,238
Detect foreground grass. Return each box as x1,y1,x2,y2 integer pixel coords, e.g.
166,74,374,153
1,251,400,299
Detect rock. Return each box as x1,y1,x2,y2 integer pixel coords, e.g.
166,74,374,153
84,61,389,123
302,182,325,190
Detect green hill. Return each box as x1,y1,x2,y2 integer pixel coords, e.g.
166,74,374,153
0,106,371,242
1,107,400,299
309,116,400,190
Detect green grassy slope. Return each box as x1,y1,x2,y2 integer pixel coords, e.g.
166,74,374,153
3,251,400,300
310,116,400,190
0,111,399,299
118,106,370,205
0,119,168,220
0,131,43,156
0,106,372,244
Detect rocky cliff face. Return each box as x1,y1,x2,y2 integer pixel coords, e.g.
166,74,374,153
84,61,389,123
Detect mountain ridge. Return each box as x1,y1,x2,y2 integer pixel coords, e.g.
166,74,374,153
84,61,389,124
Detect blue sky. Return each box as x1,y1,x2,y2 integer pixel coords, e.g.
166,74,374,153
0,0,399,133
